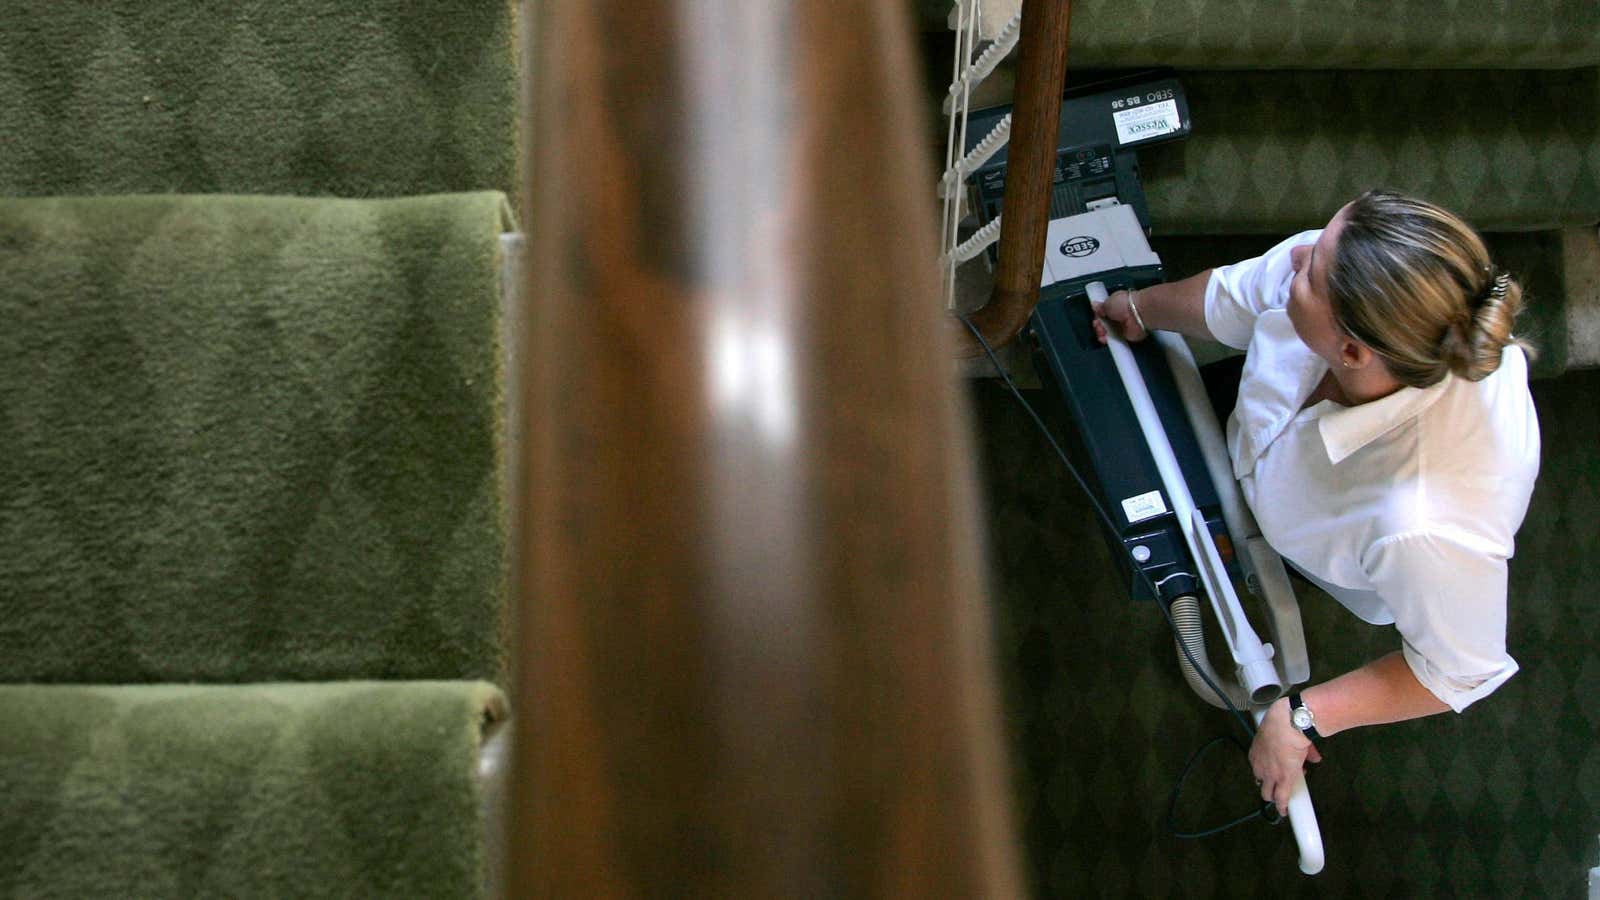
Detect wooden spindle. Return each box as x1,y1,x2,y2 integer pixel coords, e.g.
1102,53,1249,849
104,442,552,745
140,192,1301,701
952,0,1074,358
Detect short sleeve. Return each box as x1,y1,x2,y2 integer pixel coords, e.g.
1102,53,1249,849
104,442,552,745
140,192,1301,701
1362,529,1520,712
1203,230,1320,350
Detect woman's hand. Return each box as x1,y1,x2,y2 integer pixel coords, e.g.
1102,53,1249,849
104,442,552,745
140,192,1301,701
1091,289,1150,343
1249,697,1323,816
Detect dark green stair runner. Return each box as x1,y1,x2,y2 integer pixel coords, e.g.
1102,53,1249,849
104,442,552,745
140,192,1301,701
0,0,518,199
0,3,519,897
1142,68,1600,235
0,193,512,686
919,0,1600,70
0,681,505,900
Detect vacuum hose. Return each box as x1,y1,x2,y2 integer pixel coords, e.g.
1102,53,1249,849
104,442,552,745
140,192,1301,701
1169,595,1253,710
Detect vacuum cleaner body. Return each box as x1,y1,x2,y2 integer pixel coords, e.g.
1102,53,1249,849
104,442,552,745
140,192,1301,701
965,70,1191,255
963,72,1324,874
965,72,1229,604
1027,207,1235,606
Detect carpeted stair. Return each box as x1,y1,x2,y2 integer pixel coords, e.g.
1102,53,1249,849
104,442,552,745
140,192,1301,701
0,4,518,898
0,0,518,199
0,193,512,687
0,192,515,899
922,0,1600,70
0,681,505,900
1138,66,1600,236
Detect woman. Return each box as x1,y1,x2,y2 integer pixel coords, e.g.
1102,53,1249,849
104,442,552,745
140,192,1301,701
1092,189,1541,817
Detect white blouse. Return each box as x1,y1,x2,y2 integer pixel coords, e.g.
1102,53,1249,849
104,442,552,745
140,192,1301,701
1204,232,1542,711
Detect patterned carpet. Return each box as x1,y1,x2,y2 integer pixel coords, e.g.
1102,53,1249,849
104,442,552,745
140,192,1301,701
0,681,504,900
1139,67,1600,235
0,5,518,896
917,0,1600,70
968,365,1600,897
0,193,511,685
0,0,518,199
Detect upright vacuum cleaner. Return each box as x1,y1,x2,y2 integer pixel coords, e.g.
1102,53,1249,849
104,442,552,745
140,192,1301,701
961,71,1325,874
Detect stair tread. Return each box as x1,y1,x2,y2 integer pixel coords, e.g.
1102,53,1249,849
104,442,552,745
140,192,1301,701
0,680,504,900
921,0,1600,70
0,194,511,686
0,0,517,199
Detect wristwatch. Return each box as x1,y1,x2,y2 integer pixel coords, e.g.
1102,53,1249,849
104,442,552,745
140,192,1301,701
1287,692,1322,742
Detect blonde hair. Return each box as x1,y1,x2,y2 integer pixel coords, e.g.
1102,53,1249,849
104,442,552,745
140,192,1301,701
1326,190,1535,387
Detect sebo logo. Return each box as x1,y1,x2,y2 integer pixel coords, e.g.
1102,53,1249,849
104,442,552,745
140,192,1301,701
1059,235,1100,258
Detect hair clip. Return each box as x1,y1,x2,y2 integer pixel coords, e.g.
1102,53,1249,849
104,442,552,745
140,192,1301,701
1487,272,1510,303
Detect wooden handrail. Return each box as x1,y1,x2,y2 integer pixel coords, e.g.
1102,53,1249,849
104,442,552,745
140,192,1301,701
510,0,1022,896
952,0,1074,358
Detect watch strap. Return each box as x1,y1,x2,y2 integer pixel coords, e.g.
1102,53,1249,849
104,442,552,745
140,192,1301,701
1288,692,1322,742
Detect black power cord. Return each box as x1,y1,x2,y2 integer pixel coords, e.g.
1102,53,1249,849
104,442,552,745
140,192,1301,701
958,313,1280,837
1170,735,1281,837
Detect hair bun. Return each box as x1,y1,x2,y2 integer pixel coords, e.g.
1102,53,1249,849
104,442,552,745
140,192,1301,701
1448,271,1527,381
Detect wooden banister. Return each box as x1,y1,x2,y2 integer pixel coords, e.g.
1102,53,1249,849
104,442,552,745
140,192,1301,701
509,0,1022,896
952,0,1074,358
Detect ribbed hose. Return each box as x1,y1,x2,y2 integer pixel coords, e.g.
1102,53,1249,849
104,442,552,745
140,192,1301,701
1170,595,1252,710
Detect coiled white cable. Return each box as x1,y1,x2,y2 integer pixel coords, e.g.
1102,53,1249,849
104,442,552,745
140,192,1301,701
947,213,1003,265
940,0,985,308
939,3,1021,308
941,10,1023,114
937,113,1011,198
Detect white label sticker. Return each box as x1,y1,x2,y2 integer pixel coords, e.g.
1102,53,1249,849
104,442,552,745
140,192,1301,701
1112,99,1180,145
1120,489,1168,524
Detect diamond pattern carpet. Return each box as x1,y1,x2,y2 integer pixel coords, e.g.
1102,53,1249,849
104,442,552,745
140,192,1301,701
0,193,511,685
970,366,1600,897
918,0,1600,69
1139,67,1600,235
0,0,518,199
0,681,505,900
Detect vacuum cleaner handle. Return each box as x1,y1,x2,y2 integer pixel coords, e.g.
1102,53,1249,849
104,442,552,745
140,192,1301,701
1250,706,1326,875
1287,776,1325,875
1087,281,1280,703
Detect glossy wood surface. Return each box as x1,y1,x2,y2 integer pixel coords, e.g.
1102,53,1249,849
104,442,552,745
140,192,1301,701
952,0,1073,357
509,0,1021,896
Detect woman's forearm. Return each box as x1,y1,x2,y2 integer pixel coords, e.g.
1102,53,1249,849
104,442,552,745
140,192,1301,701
1300,650,1449,737
1253,651,1448,813
1128,268,1217,341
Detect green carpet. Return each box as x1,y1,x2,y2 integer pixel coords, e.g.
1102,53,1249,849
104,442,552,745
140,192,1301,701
971,366,1600,897
0,680,504,900
918,0,1600,69
0,0,518,199
0,193,511,685
1137,67,1600,235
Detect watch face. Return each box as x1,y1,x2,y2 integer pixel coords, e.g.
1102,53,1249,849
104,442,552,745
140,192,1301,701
1291,707,1314,730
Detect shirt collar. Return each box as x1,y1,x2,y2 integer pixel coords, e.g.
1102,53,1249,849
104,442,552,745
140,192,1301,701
1317,375,1451,465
